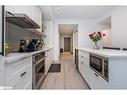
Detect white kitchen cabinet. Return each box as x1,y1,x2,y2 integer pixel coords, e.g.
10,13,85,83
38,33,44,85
78,50,110,89
43,21,54,47
88,69,108,89
0,56,4,88
5,6,15,14
79,50,90,85
5,6,42,28
5,56,32,89
45,48,53,75
33,6,42,28
0,70,4,88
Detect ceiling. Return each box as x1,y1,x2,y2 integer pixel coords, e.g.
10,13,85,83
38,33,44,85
40,6,114,19
59,24,78,35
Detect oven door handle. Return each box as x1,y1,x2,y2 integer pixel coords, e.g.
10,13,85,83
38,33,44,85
35,56,46,65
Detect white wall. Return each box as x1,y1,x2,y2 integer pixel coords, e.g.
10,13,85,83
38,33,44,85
98,6,127,48
60,35,73,52
111,7,127,48
54,19,98,61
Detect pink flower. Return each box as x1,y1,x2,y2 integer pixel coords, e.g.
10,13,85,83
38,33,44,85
103,34,106,36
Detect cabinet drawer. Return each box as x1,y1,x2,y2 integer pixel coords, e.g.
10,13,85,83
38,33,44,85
98,75,110,89
6,57,30,73
79,51,89,63
89,69,106,89
79,61,90,84
6,63,31,88
13,74,32,89
79,55,89,63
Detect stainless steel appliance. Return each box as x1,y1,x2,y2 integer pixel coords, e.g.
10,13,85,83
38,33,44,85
90,53,109,82
32,52,46,89
75,49,79,70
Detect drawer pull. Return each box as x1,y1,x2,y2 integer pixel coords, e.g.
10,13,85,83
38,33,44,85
94,73,98,77
81,56,83,58
20,72,27,77
82,62,83,64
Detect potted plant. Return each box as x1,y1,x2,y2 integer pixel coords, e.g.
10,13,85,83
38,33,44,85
89,31,106,49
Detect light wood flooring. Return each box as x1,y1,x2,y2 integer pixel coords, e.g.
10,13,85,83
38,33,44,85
40,52,89,89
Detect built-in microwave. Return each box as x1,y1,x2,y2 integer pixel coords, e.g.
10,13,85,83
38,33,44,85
90,53,109,82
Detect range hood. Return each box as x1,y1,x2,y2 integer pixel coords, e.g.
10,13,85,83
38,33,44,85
6,12,40,29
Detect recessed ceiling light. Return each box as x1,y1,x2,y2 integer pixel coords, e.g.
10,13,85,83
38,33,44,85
56,7,60,10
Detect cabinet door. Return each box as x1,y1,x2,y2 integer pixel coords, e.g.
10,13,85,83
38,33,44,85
5,57,32,89
0,56,4,87
5,6,15,13
89,69,106,89
14,6,34,20
33,6,42,27
79,59,90,84
0,70,4,88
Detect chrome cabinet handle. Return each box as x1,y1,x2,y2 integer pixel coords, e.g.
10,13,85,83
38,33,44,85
94,73,98,77
20,72,27,77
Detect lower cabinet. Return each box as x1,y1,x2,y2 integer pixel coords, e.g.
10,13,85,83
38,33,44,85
78,50,109,89
0,56,4,89
0,70,4,89
45,48,53,75
5,56,32,89
79,50,90,84
89,69,108,89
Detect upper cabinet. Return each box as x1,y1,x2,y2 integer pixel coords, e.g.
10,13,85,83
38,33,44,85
33,6,42,29
5,6,42,30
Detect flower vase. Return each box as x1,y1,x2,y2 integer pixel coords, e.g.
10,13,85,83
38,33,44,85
93,41,99,49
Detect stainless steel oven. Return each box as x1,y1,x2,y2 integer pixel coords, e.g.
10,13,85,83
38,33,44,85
90,53,109,82
32,52,46,89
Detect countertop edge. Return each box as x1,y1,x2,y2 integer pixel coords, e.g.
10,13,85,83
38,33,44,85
76,47,127,59
5,47,53,64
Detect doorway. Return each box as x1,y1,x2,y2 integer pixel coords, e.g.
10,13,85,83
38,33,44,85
64,37,71,52
59,24,78,54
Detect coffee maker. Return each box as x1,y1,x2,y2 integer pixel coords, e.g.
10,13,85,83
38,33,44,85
18,39,27,52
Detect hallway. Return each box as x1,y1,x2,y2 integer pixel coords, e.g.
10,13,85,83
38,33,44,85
40,52,89,89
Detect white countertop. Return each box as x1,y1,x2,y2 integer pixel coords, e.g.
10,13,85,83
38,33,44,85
77,47,127,58
5,47,52,64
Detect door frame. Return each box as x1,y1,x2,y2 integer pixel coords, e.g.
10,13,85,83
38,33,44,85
64,37,71,52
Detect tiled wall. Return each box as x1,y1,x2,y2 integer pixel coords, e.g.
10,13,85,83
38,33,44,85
6,22,41,52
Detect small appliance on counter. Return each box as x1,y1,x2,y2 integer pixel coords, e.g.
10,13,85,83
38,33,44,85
18,39,27,52
27,39,37,52
18,39,45,53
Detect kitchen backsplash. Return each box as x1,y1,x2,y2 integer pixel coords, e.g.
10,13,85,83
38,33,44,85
6,22,41,52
